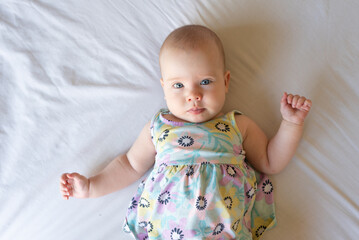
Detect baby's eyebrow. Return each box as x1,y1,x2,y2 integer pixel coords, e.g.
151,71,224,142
166,77,184,82
165,75,217,83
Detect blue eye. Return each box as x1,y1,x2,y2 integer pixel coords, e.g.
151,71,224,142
200,79,211,85
173,83,184,88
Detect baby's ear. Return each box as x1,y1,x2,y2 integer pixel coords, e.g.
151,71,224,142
224,70,230,92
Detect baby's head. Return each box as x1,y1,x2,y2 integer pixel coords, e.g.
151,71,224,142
159,25,230,123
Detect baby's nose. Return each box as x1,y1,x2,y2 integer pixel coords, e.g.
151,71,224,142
187,90,202,102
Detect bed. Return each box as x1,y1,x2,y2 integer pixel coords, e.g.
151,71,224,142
1,0,358,239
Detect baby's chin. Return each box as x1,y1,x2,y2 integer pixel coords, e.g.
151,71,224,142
167,106,222,123
183,111,220,123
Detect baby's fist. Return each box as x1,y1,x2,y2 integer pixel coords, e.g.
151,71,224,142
280,92,312,125
60,172,89,200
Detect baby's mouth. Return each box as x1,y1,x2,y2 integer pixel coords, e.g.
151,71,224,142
188,108,205,114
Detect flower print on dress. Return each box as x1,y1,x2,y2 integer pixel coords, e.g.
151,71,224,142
255,225,267,238
128,197,138,210
125,110,276,238
256,174,274,204
158,129,170,142
189,192,217,221
157,162,168,174
147,170,166,192
138,221,153,233
262,179,274,195
217,185,242,213
170,228,184,240
146,221,154,233
158,191,171,205
162,218,196,239
156,182,178,214
216,186,244,233
178,135,194,147
138,221,147,228
139,197,150,208
200,161,210,166
244,182,257,204
226,165,237,177
246,186,255,201
215,122,230,132
232,218,242,233
139,179,146,189
233,144,245,156
137,233,149,240
223,196,233,209
212,223,225,235
252,217,274,239
220,165,243,188
192,220,213,237
150,125,154,140
185,165,195,176
196,196,208,211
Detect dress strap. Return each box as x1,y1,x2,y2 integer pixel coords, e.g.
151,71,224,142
150,108,172,148
228,110,244,144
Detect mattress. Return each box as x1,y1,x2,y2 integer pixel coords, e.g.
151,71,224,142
1,0,358,239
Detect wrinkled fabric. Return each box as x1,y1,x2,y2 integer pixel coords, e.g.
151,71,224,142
124,109,276,239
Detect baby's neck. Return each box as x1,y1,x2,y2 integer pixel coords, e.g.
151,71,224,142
162,113,188,123
162,111,225,123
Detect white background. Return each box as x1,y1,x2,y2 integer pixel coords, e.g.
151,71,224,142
1,0,358,239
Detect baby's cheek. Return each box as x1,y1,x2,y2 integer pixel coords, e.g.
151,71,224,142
209,92,226,108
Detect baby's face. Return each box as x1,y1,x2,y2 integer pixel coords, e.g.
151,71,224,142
160,42,230,123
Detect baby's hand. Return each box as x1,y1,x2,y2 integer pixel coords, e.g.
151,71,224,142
60,173,90,200
280,92,312,125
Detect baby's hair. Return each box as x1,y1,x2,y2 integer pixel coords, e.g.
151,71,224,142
160,25,226,71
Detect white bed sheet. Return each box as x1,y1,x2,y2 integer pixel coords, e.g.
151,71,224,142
1,0,358,239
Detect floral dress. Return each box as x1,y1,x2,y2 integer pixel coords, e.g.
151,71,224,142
124,109,276,240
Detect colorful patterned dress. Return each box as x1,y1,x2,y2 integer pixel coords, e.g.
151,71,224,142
124,109,276,239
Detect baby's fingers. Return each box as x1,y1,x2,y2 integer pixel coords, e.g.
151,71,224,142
60,173,73,200
60,173,69,184
285,93,301,107
285,93,293,105
300,99,312,111
61,188,70,200
290,95,301,108
284,93,312,109
296,96,305,106
62,186,73,200
60,186,69,199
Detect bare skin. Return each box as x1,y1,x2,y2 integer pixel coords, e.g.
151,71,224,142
60,40,312,200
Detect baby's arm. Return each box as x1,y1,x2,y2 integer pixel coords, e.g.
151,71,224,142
237,93,312,175
60,121,156,199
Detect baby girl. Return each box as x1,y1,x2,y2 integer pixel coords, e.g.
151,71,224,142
60,25,312,239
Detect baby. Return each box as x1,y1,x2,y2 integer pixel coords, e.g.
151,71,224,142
60,25,312,239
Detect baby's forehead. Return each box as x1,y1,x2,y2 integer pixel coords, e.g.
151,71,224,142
162,37,219,53
160,38,224,64
160,40,225,72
